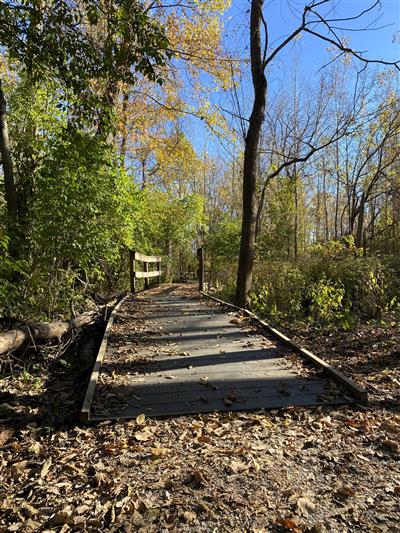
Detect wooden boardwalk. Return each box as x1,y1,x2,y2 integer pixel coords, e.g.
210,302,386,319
84,284,355,421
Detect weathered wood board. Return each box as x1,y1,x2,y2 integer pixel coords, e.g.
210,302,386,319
86,284,356,421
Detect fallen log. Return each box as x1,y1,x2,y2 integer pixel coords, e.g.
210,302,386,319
0,307,109,356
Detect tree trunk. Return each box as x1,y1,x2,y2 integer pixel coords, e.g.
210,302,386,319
119,91,129,170
235,0,267,308
141,158,147,190
323,172,329,241
334,138,340,239
355,194,366,248
293,169,298,259
0,78,18,257
164,240,172,281
0,308,105,356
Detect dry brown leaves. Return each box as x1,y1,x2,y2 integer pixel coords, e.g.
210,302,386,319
1,285,399,532
1,404,399,532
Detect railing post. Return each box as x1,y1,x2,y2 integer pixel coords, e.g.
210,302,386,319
144,261,149,290
197,247,204,292
157,260,161,286
129,250,136,293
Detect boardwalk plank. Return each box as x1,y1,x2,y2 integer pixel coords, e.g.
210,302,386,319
87,284,357,421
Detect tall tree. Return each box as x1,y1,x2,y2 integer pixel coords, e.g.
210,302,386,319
235,0,266,306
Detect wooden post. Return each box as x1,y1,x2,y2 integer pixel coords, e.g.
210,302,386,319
129,250,136,293
157,261,161,286
197,247,204,292
144,261,149,290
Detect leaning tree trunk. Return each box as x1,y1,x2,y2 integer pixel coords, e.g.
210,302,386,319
235,0,267,308
0,307,105,356
0,77,19,257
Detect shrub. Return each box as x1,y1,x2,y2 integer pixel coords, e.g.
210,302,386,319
250,262,306,318
247,238,398,326
308,275,347,325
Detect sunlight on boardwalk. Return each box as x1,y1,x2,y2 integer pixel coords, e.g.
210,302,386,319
90,284,351,420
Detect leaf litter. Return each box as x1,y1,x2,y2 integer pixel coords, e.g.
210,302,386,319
0,284,399,532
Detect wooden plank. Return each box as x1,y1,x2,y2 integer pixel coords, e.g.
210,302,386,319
144,261,149,290
200,291,368,402
90,392,348,421
134,270,162,279
108,359,296,375
134,251,162,263
95,379,331,403
105,370,314,388
80,294,130,422
157,261,161,285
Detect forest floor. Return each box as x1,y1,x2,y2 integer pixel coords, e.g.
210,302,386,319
0,284,399,533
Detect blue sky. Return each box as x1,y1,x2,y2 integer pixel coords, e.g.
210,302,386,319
184,0,400,160
225,0,399,64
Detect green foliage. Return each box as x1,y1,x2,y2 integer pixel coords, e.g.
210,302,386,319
250,263,306,319
258,175,307,260
307,239,395,320
204,216,240,288
135,190,205,281
26,130,140,317
308,275,347,324
249,238,398,326
0,233,27,316
0,0,171,104
206,216,241,262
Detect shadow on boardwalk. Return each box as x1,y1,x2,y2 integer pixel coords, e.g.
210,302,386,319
90,284,355,421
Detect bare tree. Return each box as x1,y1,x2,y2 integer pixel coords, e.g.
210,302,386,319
235,0,400,307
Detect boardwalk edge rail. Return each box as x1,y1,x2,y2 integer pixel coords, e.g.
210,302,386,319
80,294,129,422
200,291,368,403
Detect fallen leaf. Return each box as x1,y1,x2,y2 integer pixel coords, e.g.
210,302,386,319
0,428,14,447
21,501,39,517
134,431,152,442
184,470,207,489
10,460,28,480
183,510,197,523
229,459,248,473
335,486,356,499
50,507,73,526
251,442,268,451
296,496,316,515
93,472,108,486
40,457,52,478
276,517,302,532
29,441,43,455
151,447,170,457
136,413,146,425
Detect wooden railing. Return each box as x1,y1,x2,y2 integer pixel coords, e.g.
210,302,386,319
129,251,162,293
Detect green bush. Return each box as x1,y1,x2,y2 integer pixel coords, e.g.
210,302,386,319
306,239,395,319
248,238,398,326
250,263,306,318
0,234,27,317
308,275,347,325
